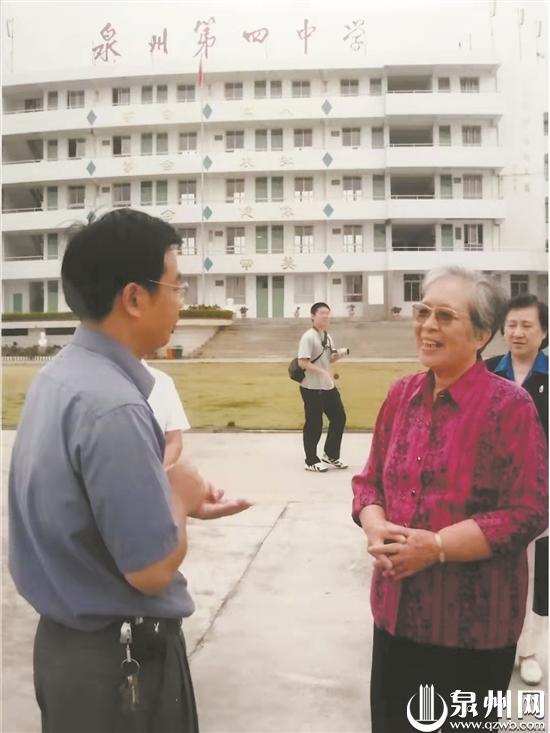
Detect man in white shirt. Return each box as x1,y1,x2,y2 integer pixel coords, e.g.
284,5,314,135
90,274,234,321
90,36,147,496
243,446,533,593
143,362,190,468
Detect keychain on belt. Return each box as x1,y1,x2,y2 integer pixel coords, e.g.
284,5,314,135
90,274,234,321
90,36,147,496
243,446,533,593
120,621,140,712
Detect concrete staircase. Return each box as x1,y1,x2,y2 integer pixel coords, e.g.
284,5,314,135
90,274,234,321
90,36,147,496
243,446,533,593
190,317,507,359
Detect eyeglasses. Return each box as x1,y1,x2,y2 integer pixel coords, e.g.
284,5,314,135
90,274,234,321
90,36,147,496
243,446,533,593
412,303,463,327
147,280,186,299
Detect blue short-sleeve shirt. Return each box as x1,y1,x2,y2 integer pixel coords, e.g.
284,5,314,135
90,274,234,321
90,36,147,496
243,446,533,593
8,326,195,630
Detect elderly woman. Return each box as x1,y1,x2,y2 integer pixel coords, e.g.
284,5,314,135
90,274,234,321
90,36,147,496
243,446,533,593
352,267,547,732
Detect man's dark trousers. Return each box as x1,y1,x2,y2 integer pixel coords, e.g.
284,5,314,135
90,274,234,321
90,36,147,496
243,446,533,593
299,386,346,465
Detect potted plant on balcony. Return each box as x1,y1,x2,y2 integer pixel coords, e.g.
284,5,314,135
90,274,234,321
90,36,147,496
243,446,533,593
239,306,248,319
391,306,402,318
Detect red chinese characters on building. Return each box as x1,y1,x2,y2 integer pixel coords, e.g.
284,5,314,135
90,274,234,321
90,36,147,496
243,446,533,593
92,23,121,63
193,17,216,58
242,28,269,44
149,28,168,55
297,18,316,55
343,19,366,51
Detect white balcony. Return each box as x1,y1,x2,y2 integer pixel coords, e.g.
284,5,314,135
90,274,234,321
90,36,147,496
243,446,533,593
3,258,61,279
386,145,504,170
2,208,88,233
387,197,505,220
386,249,546,271
385,92,503,118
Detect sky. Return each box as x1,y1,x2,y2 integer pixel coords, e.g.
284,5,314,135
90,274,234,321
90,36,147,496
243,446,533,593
1,0,547,78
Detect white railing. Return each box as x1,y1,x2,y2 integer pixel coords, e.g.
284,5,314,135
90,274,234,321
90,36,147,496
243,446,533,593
3,255,45,261
390,194,435,199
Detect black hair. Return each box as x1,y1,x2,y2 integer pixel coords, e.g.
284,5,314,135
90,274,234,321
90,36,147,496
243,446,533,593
310,302,330,315
61,208,180,322
501,294,548,350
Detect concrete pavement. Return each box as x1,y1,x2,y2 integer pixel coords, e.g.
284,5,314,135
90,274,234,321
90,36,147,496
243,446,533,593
2,431,547,732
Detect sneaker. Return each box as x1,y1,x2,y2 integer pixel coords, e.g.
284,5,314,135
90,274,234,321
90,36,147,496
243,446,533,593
520,657,543,686
305,462,328,472
322,454,348,469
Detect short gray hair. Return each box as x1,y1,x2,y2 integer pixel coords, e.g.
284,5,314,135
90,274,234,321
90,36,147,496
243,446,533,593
422,266,507,350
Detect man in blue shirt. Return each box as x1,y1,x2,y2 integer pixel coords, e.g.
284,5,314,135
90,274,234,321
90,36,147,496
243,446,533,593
9,209,251,732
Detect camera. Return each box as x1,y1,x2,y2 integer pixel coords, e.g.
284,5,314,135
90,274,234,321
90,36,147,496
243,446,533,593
332,348,350,356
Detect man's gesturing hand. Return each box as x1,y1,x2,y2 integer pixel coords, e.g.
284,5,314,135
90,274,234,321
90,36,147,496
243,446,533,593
189,482,252,520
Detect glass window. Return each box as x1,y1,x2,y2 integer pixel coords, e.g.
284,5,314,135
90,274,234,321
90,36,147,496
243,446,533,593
226,130,244,151
462,126,481,146
343,176,362,200
341,79,359,96
343,127,361,147
30,281,44,312
270,80,282,98
142,86,153,104
13,293,23,313
226,276,246,304
225,82,243,100
178,180,197,204
112,87,130,105
226,227,246,254
46,233,59,260
441,224,454,251
460,77,479,93
255,129,268,151
47,139,58,161
68,185,85,209
510,274,529,297
179,132,197,151
141,133,153,156
440,175,453,199
25,97,42,111
370,78,382,95
47,280,58,313
271,177,284,202
439,126,451,146
292,81,310,98
112,183,130,207
294,225,314,253
463,175,482,199
343,225,363,253
155,180,168,206
464,224,484,250
255,225,268,253
140,181,153,205
156,85,168,103
226,179,245,203
271,128,283,151
438,77,450,92
293,128,312,147
46,186,58,210
68,138,85,159
47,91,58,110
67,90,84,108
156,133,168,154
294,274,314,303
113,136,131,156
180,228,197,255
373,175,385,200
254,81,267,99
372,127,384,148
271,225,284,253
373,223,386,251
344,274,363,302
404,274,422,302
177,84,195,102
294,177,314,201
255,177,268,202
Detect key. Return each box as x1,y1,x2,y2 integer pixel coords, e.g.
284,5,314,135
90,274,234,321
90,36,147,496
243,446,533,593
121,644,140,712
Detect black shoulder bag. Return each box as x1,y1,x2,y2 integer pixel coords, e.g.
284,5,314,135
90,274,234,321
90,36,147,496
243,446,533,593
288,332,328,383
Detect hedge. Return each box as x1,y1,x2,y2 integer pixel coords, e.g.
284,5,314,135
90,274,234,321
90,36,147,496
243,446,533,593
3,308,234,322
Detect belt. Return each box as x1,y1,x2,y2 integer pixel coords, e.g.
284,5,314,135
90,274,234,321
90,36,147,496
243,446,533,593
122,616,183,635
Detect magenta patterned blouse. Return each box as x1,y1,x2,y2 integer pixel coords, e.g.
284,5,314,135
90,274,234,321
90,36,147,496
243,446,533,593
352,359,548,649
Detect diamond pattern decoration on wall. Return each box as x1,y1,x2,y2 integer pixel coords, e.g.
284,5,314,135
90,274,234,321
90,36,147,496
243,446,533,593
321,99,332,115
203,156,213,170
203,206,213,220
86,110,97,126
86,161,96,176
202,104,213,119
323,255,335,270
322,152,333,167
204,257,213,271
323,203,334,218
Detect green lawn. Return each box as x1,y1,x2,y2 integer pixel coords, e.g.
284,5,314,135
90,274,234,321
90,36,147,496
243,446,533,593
2,361,420,430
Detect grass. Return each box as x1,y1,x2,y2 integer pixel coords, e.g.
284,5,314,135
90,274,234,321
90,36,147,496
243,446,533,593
2,361,420,430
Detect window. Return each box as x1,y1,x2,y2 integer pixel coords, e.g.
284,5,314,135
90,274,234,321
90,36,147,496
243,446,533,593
441,224,454,251
226,179,245,203
141,133,153,156
374,223,386,251
47,139,58,161
142,85,153,104
270,80,282,98
294,274,314,303
112,183,130,207
372,127,384,148
156,85,168,103
68,185,85,209
180,228,197,255
255,226,268,253
439,126,451,146
46,186,58,210
373,174,385,200
68,138,86,159
47,280,59,313
464,224,483,250
292,80,310,98
341,79,359,96
510,274,529,297
255,129,268,151
440,175,453,199
271,225,284,253
271,177,284,201
155,180,168,206
156,133,168,154
255,177,268,202
226,130,244,151
271,129,283,151
344,274,363,302
113,135,131,156
47,91,58,110
438,77,450,92
178,180,197,204
294,225,314,254
370,78,382,95
112,87,130,105
460,77,479,93
462,126,481,146
256,128,283,151
404,274,422,302
30,282,44,312
463,174,482,199
294,128,312,147
46,233,58,260
140,181,153,205
255,177,283,202
226,276,246,304
294,177,313,201
545,113,548,136
343,176,362,201
225,82,243,100
177,84,195,102
343,225,363,253
179,132,197,151
67,90,84,109
342,127,361,147
254,81,267,98
226,227,246,254
13,293,23,312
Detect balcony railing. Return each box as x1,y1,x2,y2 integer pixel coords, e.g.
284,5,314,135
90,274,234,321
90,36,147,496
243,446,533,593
392,243,436,251
390,194,435,199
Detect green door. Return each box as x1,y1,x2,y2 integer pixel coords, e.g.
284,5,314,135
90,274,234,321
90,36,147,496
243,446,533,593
272,276,284,318
256,276,268,318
